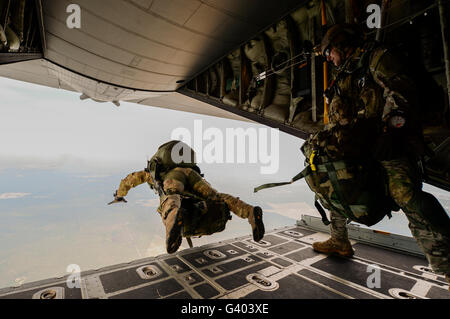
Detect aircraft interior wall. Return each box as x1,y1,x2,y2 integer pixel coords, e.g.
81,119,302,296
180,0,450,191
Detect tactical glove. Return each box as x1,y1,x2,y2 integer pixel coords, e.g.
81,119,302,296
108,191,128,205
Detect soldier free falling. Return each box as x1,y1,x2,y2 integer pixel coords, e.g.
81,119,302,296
110,141,265,254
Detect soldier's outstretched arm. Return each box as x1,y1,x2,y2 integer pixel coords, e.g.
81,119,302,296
110,171,153,204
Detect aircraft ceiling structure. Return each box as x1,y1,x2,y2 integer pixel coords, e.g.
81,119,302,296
0,0,305,120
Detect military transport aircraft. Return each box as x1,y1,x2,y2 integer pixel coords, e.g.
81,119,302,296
0,0,449,299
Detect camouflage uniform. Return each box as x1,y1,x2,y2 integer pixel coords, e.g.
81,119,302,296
315,40,450,276
115,166,264,253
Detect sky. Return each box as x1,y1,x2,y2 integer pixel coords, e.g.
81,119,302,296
0,76,449,289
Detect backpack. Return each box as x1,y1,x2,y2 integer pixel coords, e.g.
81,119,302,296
181,197,232,237
255,136,397,227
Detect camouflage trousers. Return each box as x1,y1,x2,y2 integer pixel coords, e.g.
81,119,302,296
330,210,349,241
158,167,254,223
330,158,450,276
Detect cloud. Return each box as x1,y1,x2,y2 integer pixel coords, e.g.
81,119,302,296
77,174,111,179
32,195,52,199
0,193,31,200
265,201,320,220
6,211,35,217
76,174,113,183
0,154,138,174
135,199,160,208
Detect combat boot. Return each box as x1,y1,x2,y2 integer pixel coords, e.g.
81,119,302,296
162,208,183,254
248,206,265,242
312,237,354,257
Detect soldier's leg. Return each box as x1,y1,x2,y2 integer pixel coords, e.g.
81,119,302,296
312,210,354,257
158,169,188,253
382,158,450,278
186,169,265,241
330,210,350,241
189,170,251,217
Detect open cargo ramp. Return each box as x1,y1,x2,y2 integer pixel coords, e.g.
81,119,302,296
0,216,448,300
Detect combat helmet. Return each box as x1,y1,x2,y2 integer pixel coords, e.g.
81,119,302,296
150,140,197,170
320,23,363,57
146,140,202,187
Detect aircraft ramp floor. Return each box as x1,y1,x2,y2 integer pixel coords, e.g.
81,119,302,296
0,217,449,299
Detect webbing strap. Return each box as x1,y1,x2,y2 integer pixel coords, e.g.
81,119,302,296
325,162,352,220
254,166,311,193
316,161,347,172
175,190,205,202
314,200,331,225
148,160,165,196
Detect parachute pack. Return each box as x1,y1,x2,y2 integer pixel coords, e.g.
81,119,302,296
255,136,397,227
181,197,231,238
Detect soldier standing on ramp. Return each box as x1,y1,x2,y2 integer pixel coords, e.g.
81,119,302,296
109,140,265,254
310,24,450,286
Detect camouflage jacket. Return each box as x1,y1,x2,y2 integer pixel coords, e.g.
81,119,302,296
116,171,154,198
308,42,424,161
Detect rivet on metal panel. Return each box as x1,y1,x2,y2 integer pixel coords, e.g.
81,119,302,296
246,274,279,291
40,290,57,299
284,230,303,237
184,275,196,284
251,239,271,247
204,250,226,260
210,266,222,274
399,291,417,299
389,288,424,299
171,265,183,272
32,287,65,299
144,268,156,276
227,250,238,255
136,265,162,280
244,257,254,263
420,267,433,273
195,257,207,265
414,265,434,274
